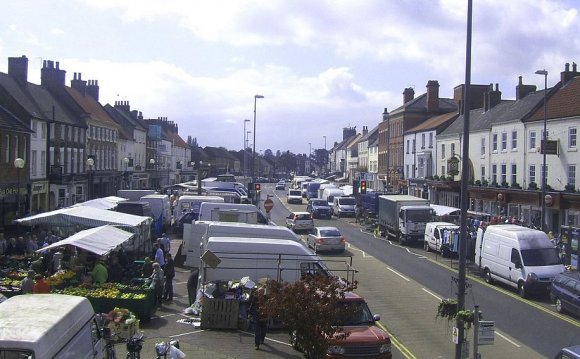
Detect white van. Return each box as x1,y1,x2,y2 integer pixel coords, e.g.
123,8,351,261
475,224,564,298
332,196,357,218
201,237,330,283
424,222,460,257
322,188,344,206
173,195,224,223
198,202,270,224
184,221,302,268
0,294,105,359
140,194,171,231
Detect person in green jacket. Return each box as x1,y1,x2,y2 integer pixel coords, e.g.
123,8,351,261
90,259,108,285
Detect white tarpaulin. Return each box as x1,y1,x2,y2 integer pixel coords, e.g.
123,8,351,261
70,196,128,210
16,206,151,227
36,225,133,256
431,204,461,216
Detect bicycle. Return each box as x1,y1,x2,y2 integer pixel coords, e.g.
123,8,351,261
154,337,184,359
126,332,145,359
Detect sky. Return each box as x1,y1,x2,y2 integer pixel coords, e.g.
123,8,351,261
1,0,579,155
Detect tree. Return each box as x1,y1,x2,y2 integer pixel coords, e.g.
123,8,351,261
261,276,357,359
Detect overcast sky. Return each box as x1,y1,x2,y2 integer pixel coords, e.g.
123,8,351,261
1,0,579,154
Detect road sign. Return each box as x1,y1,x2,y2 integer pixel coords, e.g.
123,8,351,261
478,321,495,345
452,326,459,344
264,198,274,213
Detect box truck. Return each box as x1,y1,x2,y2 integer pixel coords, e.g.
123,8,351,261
475,224,564,298
140,194,172,233
184,221,302,268
117,189,156,201
378,195,433,245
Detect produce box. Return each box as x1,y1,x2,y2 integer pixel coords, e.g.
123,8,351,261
108,319,140,341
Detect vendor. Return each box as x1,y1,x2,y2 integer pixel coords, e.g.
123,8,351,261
142,257,153,278
108,255,124,282
90,259,108,285
33,274,50,294
30,256,47,274
20,270,35,294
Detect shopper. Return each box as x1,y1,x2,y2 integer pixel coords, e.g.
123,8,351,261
163,253,175,302
142,257,153,278
187,268,199,306
21,270,35,294
249,288,268,350
33,274,50,293
154,243,165,267
150,262,165,307
160,233,171,255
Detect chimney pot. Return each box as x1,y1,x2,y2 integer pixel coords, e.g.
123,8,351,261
56,62,60,70
518,76,523,85
565,63,570,71
573,62,578,72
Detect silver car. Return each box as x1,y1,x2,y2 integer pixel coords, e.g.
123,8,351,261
307,226,346,253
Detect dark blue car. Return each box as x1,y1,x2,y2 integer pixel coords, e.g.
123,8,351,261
551,271,580,317
307,199,332,219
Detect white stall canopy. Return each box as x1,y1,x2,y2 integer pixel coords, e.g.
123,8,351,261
15,206,150,227
70,196,128,210
36,225,133,256
431,204,461,217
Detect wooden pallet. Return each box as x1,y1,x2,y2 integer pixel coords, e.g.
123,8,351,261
200,299,240,329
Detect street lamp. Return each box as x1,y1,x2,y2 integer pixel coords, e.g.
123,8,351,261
86,158,94,200
197,161,212,195
253,94,264,182
149,158,156,189
246,130,252,178
535,69,548,232
14,158,25,217
123,157,130,189
308,142,312,175
323,135,327,176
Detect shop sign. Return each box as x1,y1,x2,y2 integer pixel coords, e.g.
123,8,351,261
541,140,558,155
0,186,22,196
31,181,48,195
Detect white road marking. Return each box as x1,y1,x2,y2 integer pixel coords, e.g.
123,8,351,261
387,266,410,281
496,331,521,347
170,329,207,338
422,288,443,301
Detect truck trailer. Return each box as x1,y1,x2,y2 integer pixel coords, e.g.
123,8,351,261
378,195,433,245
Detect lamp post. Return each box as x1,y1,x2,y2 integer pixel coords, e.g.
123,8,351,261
149,158,156,190
308,142,312,175
246,130,252,178
197,161,211,195
535,69,548,232
323,135,327,176
244,119,250,178
14,158,25,217
86,158,94,200
252,94,264,182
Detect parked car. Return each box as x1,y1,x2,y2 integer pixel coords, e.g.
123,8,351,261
287,189,303,204
550,271,580,316
328,292,392,358
286,211,314,233
276,181,286,190
554,345,580,359
307,227,345,253
307,199,333,219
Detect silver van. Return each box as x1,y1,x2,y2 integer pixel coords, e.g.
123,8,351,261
333,196,357,218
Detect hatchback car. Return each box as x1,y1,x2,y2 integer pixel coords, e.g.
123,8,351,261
550,271,580,317
276,181,286,190
307,227,346,253
307,199,333,219
286,211,314,233
287,189,303,204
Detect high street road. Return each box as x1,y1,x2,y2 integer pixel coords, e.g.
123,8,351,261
263,184,580,358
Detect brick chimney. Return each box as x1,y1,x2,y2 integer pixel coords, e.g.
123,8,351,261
343,126,356,140
560,62,580,84
426,80,439,113
403,88,415,104
70,72,87,95
362,126,368,136
8,55,28,86
86,80,99,101
483,83,502,111
41,60,66,90
115,101,131,112
382,108,389,122
516,76,537,100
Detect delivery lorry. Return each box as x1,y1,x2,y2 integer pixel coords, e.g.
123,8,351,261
140,194,172,233
0,294,105,359
201,237,331,284
173,195,225,223
117,189,156,201
184,221,302,268
378,195,433,245
197,202,271,224
475,224,564,298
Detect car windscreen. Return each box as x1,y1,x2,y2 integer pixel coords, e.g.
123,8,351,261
290,190,301,196
319,229,341,237
295,214,311,220
312,200,329,207
333,300,375,326
405,209,432,222
520,248,562,266
338,198,356,205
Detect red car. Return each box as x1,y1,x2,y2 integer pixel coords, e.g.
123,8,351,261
326,292,392,358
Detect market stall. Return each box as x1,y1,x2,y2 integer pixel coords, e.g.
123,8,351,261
70,196,128,210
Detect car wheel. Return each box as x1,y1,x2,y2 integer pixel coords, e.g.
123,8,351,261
555,298,564,313
518,281,527,298
484,269,494,284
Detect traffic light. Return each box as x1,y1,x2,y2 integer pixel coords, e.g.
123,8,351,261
254,183,261,192
361,180,367,194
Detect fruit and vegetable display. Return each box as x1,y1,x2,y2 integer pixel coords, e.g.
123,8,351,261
53,282,150,299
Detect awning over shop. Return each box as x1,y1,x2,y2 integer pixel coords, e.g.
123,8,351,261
15,206,151,227
36,225,133,256
71,196,128,210
431,204,461,216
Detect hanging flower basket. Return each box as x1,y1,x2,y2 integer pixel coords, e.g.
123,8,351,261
436,299,458,321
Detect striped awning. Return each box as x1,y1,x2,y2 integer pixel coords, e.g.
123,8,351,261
16,206,151,228
36,225,134,256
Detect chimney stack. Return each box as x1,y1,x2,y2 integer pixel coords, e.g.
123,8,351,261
561,62,580,84
86,80,99,101
382,108,389,122
8,55,28,86
426,80,440,113
41,59,66,90
403,87,415,104
363,126,368,135
71,72,87,95
488,83,502,109
516,76,537,100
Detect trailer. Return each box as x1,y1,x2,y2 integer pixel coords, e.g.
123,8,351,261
378,195,433,245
